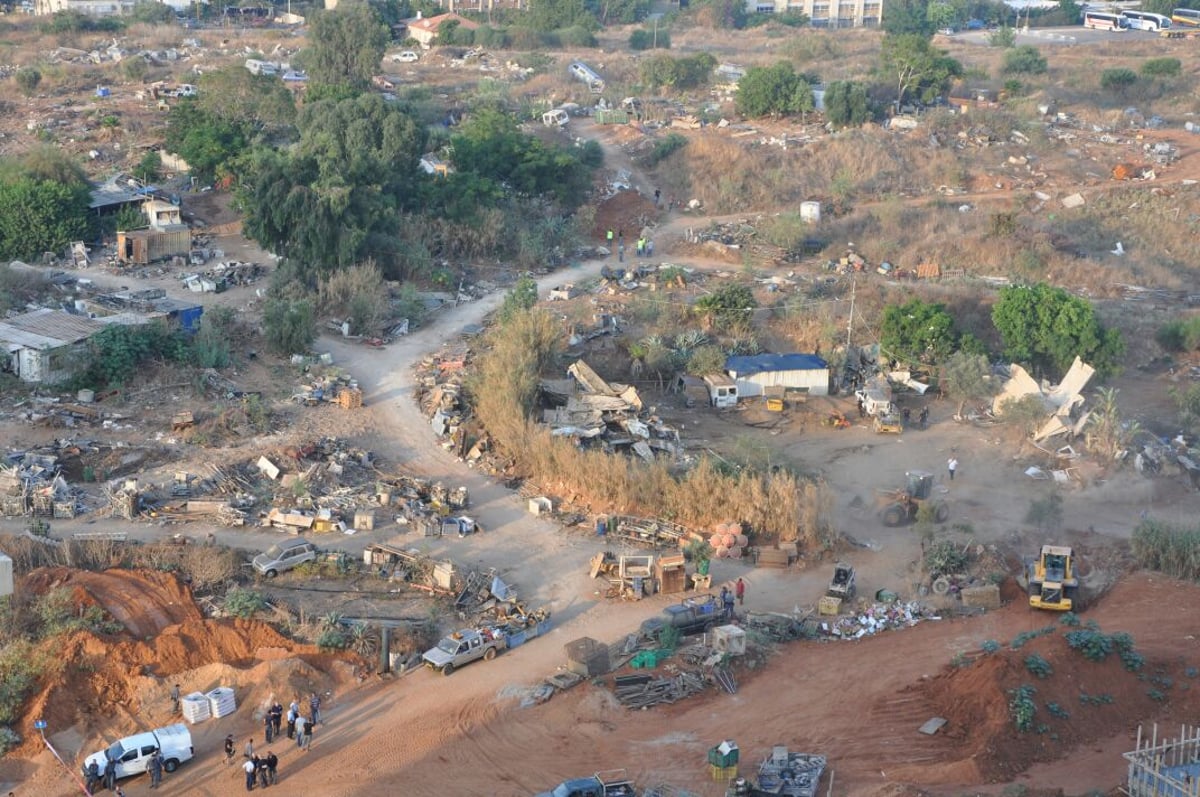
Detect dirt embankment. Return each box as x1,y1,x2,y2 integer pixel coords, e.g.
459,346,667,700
10,568,340,759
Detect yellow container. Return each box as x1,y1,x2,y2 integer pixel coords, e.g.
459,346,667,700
818,595,843,616
710,764,738,782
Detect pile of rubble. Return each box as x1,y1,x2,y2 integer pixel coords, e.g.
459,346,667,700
416,346,471,443
755,748,827,797
183,260,266,292
818,600,938,640
291,372,363,410
0,453,79,519
539,360,680,462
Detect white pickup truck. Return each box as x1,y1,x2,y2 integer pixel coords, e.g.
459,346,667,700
422,628,506,676
82,724,193,781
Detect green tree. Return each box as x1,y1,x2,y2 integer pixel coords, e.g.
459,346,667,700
0,149,90,261
926,1,957,29
164,102,250,182
991,283,1125,378
988,25,1015,47
262,295,318,356
640,52,715,89
1141,57,1181,78
1002,45,1047,75
500,275,538,322
14,67,41,97
306,3,390,94
880,298,958,363
590,0,652,24
700,0,748,29
130,0,174,23
528,0,595,31
736,62,815,119
197,66,297,133
824,81,870,128
880,33,962,107
629,27,670,49
884,0,934,35
136,150,162,182
695,284,757,330
1057,0,1082,24
940,351,997,418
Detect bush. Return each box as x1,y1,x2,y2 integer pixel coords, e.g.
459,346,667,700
1132,518,1200,580
1100,67,1138,93
924,540,969,574
1024,653,1053,678
15,67,41,97
224,588,267,618
1008,684,1037,732
1003,45,1048,75
262,296,317,356
645,133,687,167
629,28,670,49
989,26,1016,47
316,628,348,650
318,262,390,337
1141,57,1181,78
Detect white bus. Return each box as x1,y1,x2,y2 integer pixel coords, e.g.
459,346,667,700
1121,9,1172,28
1171,7,1200,25
1083,10,1128,29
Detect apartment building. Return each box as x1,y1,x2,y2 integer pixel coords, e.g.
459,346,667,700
745,0,882,27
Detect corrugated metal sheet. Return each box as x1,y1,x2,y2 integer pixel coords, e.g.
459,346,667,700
725,353,828,376
0,309,105,350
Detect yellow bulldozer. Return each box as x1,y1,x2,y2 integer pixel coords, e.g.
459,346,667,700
1024,545,1079,611
877,470,949,527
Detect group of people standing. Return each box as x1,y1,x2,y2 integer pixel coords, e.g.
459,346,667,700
226,693,324,792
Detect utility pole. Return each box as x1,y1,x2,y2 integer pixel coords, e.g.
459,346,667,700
846,278,855,349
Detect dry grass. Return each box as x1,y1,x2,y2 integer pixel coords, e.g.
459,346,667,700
471,308,836,546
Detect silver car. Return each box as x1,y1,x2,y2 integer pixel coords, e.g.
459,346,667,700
252,540,317,577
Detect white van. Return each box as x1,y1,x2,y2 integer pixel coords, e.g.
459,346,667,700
542,109,569,128
82,724,194,781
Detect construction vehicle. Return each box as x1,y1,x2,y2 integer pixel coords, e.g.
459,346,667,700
1024,545,1078,611
826,562,856,600
877,470,949,527
873,414,903,434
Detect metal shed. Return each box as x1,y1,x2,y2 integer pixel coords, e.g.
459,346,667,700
725,353,830,398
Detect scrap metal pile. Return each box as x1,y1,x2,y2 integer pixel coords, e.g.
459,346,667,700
539,360,680,461
818,600,937,640
613,670,712,709
755,748,827,797
0,452,79,519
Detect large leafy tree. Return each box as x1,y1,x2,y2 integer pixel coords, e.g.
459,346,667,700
880,33,962,106
197,67,297,133
0,148,90,260
305,3,390,94
527,0,594,31
735,62,815,119
241,95,428,279
880,298,958,364
991,283,1125,378
824,81,870,128
449,108,593,207
884,0,934,35
940,351,997,418
165,102,250,182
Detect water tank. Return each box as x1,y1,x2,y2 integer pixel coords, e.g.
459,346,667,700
0,554,12,597
800,201,821,223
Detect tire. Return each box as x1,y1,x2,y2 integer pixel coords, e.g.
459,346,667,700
882,505,905,527
163,759,179,773
932,577,951,595
483,647,497,661
265,569,278,579
441,663,455,676
934,502,950,523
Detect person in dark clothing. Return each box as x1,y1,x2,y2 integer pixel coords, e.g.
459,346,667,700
263,714,274,744
148,751,163,789
301,717,314,751
84,761,100,793
224,734,236,764
266,751,278,785
309,693,321,726
270,703,283,736
285,710,296,740
103,758,117,791
919,406,929,429
258,757,270,789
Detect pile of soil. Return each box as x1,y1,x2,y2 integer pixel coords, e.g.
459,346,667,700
11,568,331,757
919,627,1200,783
591,189,659,242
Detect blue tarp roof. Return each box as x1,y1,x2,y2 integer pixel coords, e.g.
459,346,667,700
725,353,828,376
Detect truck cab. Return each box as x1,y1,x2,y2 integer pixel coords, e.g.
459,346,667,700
537,769,636,797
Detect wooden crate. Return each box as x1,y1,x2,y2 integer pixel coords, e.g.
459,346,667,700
709,764,738,782
337,388,363,409
818,595,843,616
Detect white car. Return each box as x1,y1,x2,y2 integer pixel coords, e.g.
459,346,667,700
252,539,317,578
391,50,419,63
82,725,193,782
175,84,197,98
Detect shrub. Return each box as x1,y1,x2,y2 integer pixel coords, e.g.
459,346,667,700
1100,68,1137,94
224,588,267,618
989,26,1016,47
317,628,348,650
1045,702,1070,719
1131,518,1200,580
924,540,969,574
262,296,317,356
15,67,41,97
645,133,687,167
981,639,1002,654
1003,45,1048,75
629,28,670,50
0,726,19,756
1008,684,1037,732
318,262,390,336
1024,653,1053,678
1141,57,1181,78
